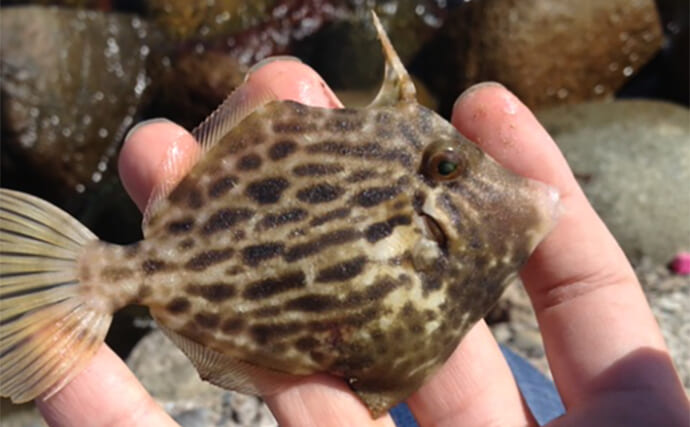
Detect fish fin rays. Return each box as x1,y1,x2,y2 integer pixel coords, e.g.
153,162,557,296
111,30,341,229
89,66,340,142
367,11,416,108
157,324,300,396
0,189,111,403
142,83,278,232
192,82,278,156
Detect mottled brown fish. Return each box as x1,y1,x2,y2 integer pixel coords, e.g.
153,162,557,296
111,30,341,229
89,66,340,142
0,13,559,417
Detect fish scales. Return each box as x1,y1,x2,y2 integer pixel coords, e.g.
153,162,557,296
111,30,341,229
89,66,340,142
0,12,558,417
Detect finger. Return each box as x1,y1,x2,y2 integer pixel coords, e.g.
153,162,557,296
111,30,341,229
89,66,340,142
120,60,393,427
407,321,536,427
452,83,683,407
37,346,178,427
119,119,199,211
118,58,342,211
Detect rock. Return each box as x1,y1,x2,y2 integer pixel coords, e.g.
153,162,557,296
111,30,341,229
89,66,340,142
0,400,45,427
491,257,690,392
127,329,277,427
147,50,247,130
417,0,663,113
296,1,445,90
1,6,158,209
634,257,690,391
144,0,277,41
144,0,338,67
536,100,690,265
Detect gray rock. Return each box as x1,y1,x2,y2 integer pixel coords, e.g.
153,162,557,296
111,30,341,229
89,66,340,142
1,7,158,205
0,400,46,427
492,257,690,392
126,329,277,427
537,100,690,265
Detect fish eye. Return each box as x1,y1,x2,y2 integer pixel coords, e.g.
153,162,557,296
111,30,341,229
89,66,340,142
422,141,465,181
437,160,457,176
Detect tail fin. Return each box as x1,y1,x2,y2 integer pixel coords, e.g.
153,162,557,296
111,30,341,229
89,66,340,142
0,189,112,403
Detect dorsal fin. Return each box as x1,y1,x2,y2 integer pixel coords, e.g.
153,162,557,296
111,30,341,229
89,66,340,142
142,83,277,230
368,11,416,108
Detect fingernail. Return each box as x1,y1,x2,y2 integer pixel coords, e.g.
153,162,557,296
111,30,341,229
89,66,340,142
246,55,303,81
454,81,506,111
124,118,172,142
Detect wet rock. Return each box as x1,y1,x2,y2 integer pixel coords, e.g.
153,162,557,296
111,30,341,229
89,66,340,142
144,0,339,66
297,1,445,90
417,0,663,113
127,329,277,427
1,6,158,210
145,0,278,41
537,100,690,264
147,50,247,131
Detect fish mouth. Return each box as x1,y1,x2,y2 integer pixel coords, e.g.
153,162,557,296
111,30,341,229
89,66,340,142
418,212,448,251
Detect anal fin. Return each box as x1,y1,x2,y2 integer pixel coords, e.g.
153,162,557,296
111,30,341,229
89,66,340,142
157,324,301,396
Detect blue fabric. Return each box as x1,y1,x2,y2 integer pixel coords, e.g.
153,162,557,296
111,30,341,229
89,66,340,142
390,345,565,426
500,345,565,425
390,402,420,427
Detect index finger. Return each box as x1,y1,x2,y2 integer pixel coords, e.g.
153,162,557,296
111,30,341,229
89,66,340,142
452,84,686,409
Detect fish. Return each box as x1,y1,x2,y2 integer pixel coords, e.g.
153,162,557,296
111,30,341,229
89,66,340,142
0,12,559,417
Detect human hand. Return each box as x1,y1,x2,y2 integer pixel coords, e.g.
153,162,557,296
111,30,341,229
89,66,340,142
36,60,688,427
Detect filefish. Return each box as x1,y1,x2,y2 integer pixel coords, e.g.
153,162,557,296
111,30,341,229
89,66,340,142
0,13,559,417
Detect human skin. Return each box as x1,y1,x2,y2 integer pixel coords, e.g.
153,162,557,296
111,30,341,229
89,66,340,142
36,60,689,427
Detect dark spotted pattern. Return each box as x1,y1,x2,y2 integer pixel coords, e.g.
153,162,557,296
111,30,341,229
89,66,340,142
258,209,307,230
365,215,412,243
310,207,351,227
237,153,262,170
355,186,401,208
208,176,236,198
241,243,284,266
284,228,361,262
242,271,306,300
398,122,422,149
250,322,302,345
186,283,235,301
184,249,234,271
285,294,339,312
202,208,254,235
269,140,298,160
296,183,344,204
194,312,220,329
245,177,290,204
272,122,317,133
292,163,344,177
315,256,367,283
324,117,363,133
142,259,167,275
187,189,203,209
167,218,195,234
345,169,378,183
305,141,411,167
166,297,190,313
220,317,245,333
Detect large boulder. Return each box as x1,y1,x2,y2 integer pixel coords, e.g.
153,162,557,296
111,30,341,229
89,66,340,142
537,100,690,264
